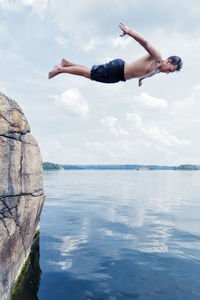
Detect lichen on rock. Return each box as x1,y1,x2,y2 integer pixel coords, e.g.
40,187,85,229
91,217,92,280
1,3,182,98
0,92,45,300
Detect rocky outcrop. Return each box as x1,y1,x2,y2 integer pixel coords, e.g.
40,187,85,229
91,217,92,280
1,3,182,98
0,92,45,300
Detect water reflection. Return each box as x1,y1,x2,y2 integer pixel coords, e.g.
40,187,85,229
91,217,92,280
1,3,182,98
38,170,200,300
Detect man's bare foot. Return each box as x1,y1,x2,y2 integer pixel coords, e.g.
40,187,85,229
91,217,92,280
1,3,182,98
61,58,71,67
48,64,62,79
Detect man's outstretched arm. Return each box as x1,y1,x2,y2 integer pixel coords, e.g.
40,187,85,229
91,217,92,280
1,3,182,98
119,22,162,63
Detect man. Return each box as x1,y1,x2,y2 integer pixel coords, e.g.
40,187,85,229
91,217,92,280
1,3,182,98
48,22,182,86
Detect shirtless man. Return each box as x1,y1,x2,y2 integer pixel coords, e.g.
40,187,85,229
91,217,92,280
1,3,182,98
48,22,182,86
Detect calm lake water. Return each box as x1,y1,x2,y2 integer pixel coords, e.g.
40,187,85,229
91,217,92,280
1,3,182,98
38,170,200,300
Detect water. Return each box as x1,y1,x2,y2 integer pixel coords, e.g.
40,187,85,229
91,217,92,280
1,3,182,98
38,170,200,300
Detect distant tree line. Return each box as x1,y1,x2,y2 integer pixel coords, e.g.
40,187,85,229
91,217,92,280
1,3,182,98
43,162,200,171
174,164,198,170
43,162,63,170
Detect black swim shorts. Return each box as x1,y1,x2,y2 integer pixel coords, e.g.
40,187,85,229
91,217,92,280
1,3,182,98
91,59,126,83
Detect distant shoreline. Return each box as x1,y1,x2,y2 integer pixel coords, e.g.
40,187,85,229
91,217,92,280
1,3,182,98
43,162,200,171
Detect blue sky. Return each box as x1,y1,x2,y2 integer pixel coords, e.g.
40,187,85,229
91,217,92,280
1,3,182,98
1,0,200,165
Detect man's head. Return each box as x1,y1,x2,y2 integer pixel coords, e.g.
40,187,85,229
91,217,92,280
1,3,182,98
160,56,183,74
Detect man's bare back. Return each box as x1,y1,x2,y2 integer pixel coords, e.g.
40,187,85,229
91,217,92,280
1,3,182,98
48,22,182,86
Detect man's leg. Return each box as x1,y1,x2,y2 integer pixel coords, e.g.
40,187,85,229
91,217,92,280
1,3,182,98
48,59,91,79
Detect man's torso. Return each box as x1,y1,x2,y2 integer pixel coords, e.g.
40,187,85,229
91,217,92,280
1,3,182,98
124,54,162,80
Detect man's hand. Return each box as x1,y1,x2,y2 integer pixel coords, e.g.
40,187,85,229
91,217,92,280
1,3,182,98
119,22,129,37
138,78,143,87
119,23,162,62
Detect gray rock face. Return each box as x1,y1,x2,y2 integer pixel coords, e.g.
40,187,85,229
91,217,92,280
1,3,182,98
0,92,45,300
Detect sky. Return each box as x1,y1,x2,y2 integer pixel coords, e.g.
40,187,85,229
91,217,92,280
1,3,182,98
0,0,200,165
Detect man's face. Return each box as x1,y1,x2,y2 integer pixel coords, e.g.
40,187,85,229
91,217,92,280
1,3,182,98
160,59,177,74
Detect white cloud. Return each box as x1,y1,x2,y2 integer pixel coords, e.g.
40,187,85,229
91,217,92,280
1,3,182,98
101,116,128,136
169,83,200,123
28,0,48,16
82,37,104,53
85,139,133,161
44,1,140,52
55,36,68,47
48,1,136,31
0,0,48,15
192,83,200,94
134,92,168,110
0,49,24,62
150,29,200,70
1,0,200,165
0,22,7,37
0,0,18,10
40,138,82,164
0,84,6,93
126,113,190,147
21,0,34,4
112,36,132,49
50,88,89,119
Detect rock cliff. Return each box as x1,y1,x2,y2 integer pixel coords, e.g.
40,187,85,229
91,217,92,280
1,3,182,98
0,92,45,300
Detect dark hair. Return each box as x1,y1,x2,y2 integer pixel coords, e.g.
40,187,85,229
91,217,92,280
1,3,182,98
167,56,183,71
